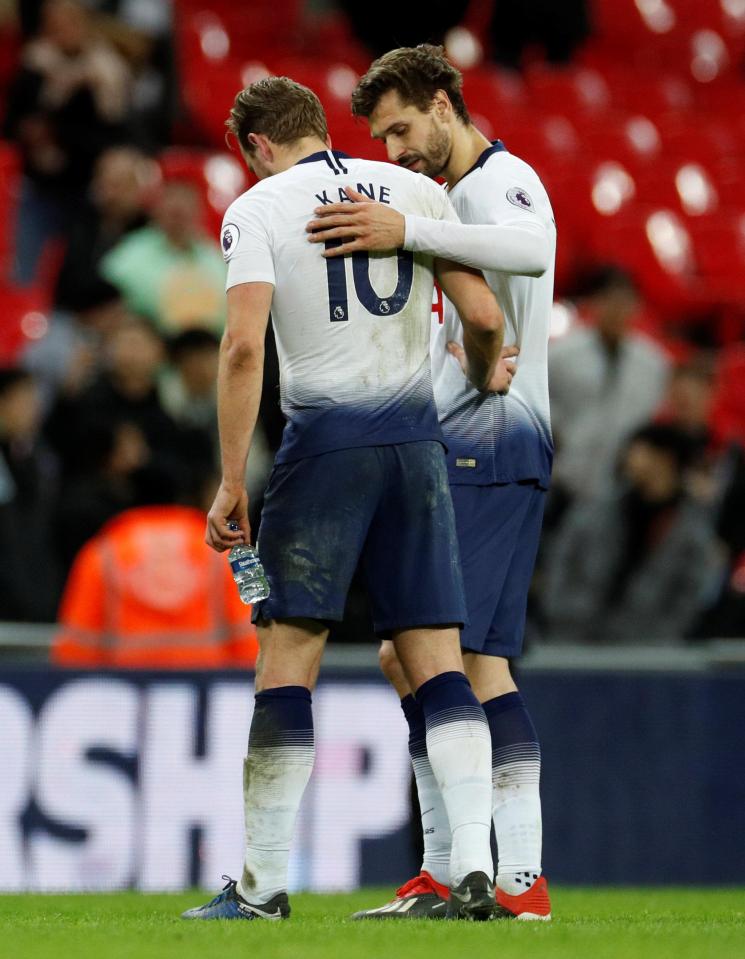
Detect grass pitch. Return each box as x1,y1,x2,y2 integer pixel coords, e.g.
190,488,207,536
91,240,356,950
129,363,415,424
2,887,744,959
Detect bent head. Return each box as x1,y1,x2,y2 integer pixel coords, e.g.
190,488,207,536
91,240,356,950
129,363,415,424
352,44,470,177
226,77,330,179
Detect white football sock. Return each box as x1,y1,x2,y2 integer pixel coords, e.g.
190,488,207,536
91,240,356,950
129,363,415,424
237,688,315,904
493,741,543,894
417,673,494,886
410,749,452,886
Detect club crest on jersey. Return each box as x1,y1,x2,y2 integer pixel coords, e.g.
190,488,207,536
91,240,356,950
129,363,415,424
506,187,533,210
221,223,240,259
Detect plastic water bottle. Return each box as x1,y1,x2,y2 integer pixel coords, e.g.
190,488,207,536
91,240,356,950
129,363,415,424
228,523,270,605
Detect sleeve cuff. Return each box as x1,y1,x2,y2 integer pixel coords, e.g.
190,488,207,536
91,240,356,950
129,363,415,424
225,273,276,292
403,214,417,252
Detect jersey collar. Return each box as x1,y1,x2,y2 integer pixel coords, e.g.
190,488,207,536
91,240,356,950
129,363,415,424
457,139,507,184
296,149,351,174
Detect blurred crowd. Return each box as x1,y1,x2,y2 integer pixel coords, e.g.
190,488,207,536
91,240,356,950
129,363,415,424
0,0,743,646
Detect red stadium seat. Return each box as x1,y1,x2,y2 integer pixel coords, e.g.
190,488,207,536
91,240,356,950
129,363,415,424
585,207,707,320
174,0,303,60
0,21,20,123
580,112,663,172
0,141,21,277
525,64,614,114
711,343,745,444
461,66,529,133
0,284,51,364
158,148,249,238
687,213,745,317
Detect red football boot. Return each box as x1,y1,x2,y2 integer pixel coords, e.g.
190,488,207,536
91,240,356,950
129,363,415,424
495,875,552,920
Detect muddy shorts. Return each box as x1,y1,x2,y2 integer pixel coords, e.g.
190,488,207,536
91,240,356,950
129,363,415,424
252,441,467,635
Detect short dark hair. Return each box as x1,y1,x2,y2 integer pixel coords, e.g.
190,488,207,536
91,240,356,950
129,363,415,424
0,367,33,400
226,77,328,154
352,44,470,124
168,328,220,362
572,264,638,298
628,423,698,472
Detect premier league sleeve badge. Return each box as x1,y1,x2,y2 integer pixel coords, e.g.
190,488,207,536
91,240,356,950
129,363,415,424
221,223,241,260
506,187,534,211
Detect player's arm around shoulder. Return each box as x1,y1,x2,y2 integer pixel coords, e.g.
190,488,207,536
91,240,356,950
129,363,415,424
304,166,451,257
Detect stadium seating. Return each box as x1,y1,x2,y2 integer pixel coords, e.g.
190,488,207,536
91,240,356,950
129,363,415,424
158,147,249,238
711,343,745,444
1,0,743,367
0,141,20,279
0,283,50,363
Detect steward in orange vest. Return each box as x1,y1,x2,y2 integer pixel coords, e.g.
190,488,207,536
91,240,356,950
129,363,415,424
53,505,258,668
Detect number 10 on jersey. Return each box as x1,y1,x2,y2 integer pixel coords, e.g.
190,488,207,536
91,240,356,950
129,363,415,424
324,240,414,322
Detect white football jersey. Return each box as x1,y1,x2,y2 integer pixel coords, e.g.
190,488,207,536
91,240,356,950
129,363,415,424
222,149,458,463
430,142,555,487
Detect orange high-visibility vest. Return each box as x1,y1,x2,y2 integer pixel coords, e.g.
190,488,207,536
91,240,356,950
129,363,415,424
53,506,258,668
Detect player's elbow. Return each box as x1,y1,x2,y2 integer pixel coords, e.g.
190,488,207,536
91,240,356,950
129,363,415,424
522,228,552,277
525,249,550,278
221,330,264,369
461,295,503,335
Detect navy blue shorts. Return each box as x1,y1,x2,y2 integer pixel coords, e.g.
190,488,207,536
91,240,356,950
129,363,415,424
254,441,467,635
451,481,546,658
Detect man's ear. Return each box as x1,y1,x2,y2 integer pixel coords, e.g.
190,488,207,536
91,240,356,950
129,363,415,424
248,132,273,163
325,133,333,149
432,89,452,119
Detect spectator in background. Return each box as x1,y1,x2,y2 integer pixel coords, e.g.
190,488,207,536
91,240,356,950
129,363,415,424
548,265,670,507
24,278,127,410
657,358,745,638
53,471,258,668
0,368,61,620
4,0,132,284
489,0,590,69
54,145,154,311
94,0,175,150
54,416,148,568
100,179,226,335
45,314,212,497
337,0,470,56
159,328,274,522
542,423,724,644
159,328,220,443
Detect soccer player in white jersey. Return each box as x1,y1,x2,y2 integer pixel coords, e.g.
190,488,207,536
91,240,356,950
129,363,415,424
308,45,555,920
181,76,515,923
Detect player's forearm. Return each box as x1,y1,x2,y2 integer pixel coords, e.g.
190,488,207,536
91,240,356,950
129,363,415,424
436,258,505,390
462,326,504,391
404,216,550,277
217,335,264,490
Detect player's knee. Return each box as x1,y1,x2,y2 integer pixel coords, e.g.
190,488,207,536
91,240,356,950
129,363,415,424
378,641,403,684
464,652,516,701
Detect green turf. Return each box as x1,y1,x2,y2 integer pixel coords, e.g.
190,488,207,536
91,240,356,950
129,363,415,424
2,888,744,959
